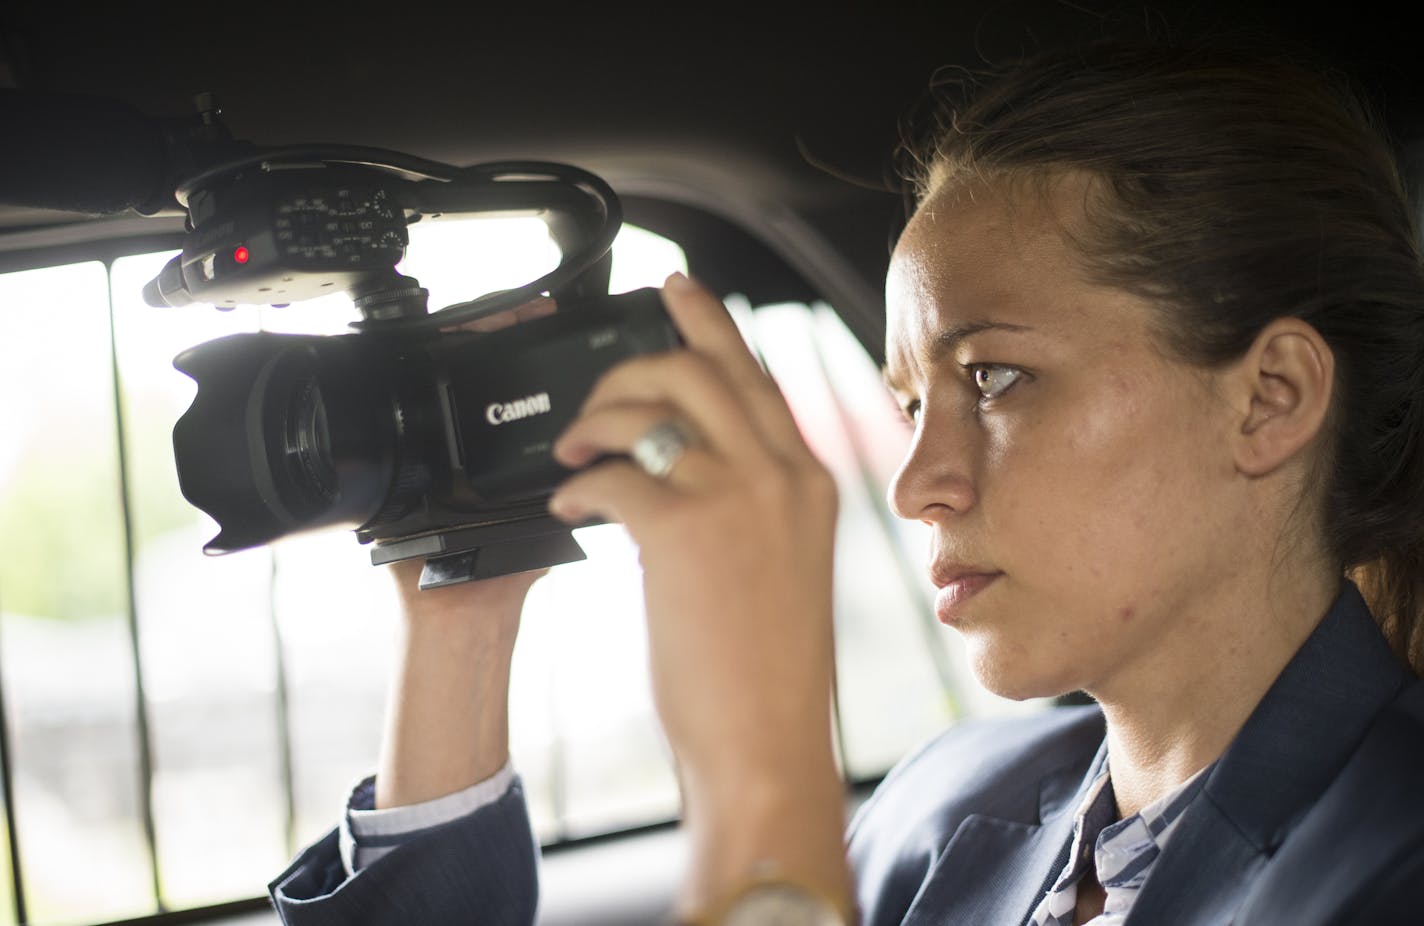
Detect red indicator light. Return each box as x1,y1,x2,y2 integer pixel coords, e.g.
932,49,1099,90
233,245,251,264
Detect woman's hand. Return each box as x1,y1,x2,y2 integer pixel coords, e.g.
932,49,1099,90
548,273,851,916
373,296,555,810
374,545,546,811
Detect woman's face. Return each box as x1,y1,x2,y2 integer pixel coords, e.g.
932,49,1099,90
883,176,1249,701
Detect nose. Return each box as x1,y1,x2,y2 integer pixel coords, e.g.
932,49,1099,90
886,406,977,523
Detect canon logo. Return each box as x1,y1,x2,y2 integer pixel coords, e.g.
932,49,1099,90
485,392,552,425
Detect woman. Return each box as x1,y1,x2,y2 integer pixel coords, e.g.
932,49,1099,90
270,43,1424,925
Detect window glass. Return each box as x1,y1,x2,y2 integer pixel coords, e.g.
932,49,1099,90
0,262,155,924
110,252,288,909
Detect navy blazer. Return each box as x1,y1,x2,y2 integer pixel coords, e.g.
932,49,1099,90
848,583,1424,925
271,583,1424,924
270,782,539,925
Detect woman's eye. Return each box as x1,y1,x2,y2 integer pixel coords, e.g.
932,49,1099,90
972,365,1024,400
899,399,922,424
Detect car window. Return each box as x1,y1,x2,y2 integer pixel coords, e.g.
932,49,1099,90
0,216,1032,923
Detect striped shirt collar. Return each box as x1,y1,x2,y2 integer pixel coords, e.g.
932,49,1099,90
1029,761,1214,926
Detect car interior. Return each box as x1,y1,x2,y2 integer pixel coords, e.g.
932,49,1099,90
1,2,1420,924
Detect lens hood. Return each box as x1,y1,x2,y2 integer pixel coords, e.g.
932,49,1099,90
173,333,398,553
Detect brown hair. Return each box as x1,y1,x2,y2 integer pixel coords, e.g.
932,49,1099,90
901,42,1424,675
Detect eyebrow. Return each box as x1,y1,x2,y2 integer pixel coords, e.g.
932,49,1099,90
882,320,1035,390
931,320,1035,356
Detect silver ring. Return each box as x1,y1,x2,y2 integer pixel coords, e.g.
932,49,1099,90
630,418,696,479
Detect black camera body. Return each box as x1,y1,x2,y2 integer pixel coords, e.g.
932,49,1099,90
147,138,680,587
171,289,679,584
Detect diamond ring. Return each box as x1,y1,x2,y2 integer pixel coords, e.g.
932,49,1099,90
630,418,697,479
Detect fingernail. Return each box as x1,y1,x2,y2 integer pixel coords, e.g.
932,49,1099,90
551,435,580,467
665,271,692,290
548,492,580,522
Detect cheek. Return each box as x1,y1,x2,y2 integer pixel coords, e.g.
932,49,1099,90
986,369,1218,586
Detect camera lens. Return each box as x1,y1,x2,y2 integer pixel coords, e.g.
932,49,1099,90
287,377,338,504
173,333,398,553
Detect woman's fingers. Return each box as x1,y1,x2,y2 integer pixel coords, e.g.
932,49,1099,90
552,401,680,468
659,273,767,388
657,273,806,453
571,274,809,471
552,274,829,526
549,457,680,526
563,353,767,470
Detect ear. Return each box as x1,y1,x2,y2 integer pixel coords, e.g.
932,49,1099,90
1229,318,1335,477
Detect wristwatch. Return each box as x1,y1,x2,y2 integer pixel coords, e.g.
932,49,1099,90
706,881,849,926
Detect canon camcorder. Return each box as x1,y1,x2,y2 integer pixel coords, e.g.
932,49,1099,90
145,129,680,589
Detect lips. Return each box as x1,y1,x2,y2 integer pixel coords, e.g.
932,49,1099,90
930,562,1001,624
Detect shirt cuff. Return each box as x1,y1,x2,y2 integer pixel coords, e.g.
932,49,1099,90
338,760,518,876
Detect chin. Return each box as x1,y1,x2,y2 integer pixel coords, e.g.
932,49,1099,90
967,640,1085,702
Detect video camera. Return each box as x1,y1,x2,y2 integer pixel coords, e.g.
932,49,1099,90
143,127,681,589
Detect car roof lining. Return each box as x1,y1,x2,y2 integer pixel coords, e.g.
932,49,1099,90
4,1,1424,366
